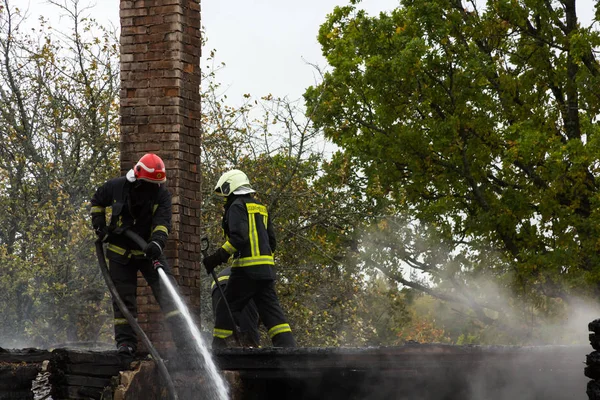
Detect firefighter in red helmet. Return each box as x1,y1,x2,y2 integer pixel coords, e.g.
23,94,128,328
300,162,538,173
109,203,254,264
90,153,189,358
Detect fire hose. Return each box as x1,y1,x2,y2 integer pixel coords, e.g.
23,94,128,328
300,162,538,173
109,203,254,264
200,236,242,347
95,233,179,400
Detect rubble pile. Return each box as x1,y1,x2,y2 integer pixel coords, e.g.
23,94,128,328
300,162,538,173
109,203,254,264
0,348,49,400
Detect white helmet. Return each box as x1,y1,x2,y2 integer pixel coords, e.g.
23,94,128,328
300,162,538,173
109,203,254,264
214,169,256,197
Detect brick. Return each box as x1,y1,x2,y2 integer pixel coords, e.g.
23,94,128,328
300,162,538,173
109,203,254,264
121,97,149,107
121,79,149,89
120,8,148,18
149,97,182,106
121,17,134,27
134,105,164,115
149,5,184,15
121,25,148,35
149,41,181,52
148,22,184,34
121,44,148,53
134,15,164,25
164,14,185,25
149,77,180,87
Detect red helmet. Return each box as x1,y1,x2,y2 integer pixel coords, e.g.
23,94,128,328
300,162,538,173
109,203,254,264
133,153,166,183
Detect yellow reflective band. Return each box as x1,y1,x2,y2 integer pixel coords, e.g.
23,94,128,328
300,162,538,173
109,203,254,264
213,328,233,339
246,203,267,216
211,275,229,290
114,318,129,326
152,225,168,235
107,244,127,256
131,250,145,256
91,206,105,214
232,256,274,267
165,310,181,319
248,214,260,257
268,323,292,338
223,241,236,254
153,204,159,214
263,215,268,228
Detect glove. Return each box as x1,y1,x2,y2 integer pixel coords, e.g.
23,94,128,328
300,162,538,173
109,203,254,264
144,241,163,260
92,214,110,242
203,247,230,275
93,225,111,242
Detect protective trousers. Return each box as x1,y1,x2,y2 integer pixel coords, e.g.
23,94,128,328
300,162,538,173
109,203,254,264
212,285,260,346
109,255,191,353
213,274,296,347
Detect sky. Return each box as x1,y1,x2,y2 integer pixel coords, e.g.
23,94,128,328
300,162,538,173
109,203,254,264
23,0,598,104
21,0,396,103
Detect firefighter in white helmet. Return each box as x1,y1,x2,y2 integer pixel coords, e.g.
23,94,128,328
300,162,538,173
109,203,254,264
204,169,296,348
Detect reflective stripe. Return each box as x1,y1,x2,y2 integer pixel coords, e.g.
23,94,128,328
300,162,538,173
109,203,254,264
91,206,105,214
153,204,159,214
107,244,144,258
232,255,274,267
268,323,292,338
246,203,268,258
213,328,233,339
223,241,236,254
248,214,260,257
114,318,129,326
211,275,229,290
165,310,181,319
246,203,267,216
107,244,127,256
152,225,168,235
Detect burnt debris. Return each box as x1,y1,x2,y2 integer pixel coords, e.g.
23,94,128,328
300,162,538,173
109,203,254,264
0,343,590,400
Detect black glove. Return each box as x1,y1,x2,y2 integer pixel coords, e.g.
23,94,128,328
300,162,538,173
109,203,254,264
144,241,163,260
92,214,110,242
93,225,111,242
203,247,230,275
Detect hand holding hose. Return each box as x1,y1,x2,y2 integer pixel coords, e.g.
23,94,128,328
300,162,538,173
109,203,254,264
202,248,229,275
144,241,163,260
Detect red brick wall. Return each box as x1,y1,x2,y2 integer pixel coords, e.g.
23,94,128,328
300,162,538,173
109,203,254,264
119,0,201,352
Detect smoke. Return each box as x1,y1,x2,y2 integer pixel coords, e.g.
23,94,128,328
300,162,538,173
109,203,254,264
355,215,600,347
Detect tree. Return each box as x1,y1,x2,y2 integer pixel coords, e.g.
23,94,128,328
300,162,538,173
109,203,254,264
305,0,600,338
0,0,119,347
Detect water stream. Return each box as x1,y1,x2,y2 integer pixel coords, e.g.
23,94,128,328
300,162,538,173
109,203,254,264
158,268,229,400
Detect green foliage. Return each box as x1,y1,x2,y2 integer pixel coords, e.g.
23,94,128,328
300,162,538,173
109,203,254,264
305,0,600,338
0,1,118,347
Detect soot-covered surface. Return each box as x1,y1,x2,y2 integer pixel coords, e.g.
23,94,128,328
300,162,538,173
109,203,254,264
0,344,590,399
215,344,589,400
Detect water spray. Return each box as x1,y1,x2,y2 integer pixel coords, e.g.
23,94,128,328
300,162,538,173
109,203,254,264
123,230,229,400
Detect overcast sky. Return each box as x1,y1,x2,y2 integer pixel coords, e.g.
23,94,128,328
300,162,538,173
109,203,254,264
23,0,398,103
24,0,597,104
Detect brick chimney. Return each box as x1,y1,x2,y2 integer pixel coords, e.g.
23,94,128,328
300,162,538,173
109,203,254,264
119,0,201,352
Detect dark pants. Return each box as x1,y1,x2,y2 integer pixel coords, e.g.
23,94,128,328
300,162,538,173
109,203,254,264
212,286,260,346
213,273,296,347
109,255,188,352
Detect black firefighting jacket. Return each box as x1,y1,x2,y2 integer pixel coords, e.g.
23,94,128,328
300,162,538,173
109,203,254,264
90,176,171,263
221,195,276,280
